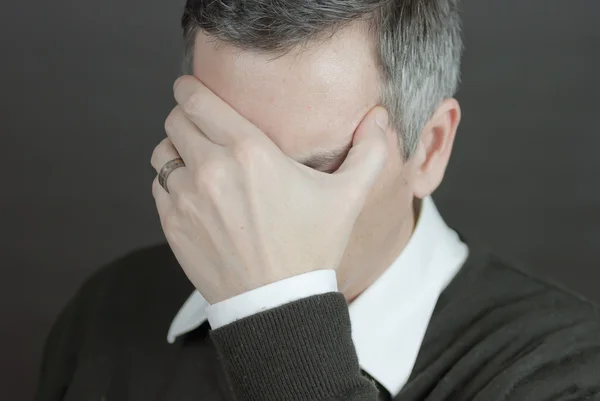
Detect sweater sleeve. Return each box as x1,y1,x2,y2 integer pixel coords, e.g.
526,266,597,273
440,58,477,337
206,270,338,329
208,291,381,401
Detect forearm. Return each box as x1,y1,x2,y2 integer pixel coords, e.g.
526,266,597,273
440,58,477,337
209,292,380,401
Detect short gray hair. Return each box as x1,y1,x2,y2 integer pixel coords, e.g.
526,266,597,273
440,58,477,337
180,0,463,160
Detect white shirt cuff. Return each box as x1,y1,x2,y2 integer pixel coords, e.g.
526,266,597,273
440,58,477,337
206,269,338,329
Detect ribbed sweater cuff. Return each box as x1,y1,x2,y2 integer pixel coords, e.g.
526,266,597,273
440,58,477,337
208,291,378,401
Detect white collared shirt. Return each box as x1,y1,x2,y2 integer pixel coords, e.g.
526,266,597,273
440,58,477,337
167,196,469,398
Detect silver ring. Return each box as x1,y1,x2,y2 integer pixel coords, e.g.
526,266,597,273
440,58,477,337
158,158,186,194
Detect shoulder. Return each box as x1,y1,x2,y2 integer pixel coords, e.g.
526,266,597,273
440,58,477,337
425,243,600,400
77,242,192,300
36,244,195,399
462,244,599,339
438,242,599,322
56,242,194,341
484,250,600,320
475,254,600,400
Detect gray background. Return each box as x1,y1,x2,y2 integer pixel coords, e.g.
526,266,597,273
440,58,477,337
2,0,599,399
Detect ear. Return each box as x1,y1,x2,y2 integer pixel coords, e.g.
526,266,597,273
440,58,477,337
411,98,461,199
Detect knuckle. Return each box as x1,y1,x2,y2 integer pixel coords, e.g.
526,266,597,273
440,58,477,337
175,192,196,215
164,110,176,133
182,92,205,116
164,107,184,132
150,147,161,169
196,160,219,185
150,138,169,168
152,177,160,194
233,137,261,162
161,212,179,232
196,160,229,195
150,148,158,168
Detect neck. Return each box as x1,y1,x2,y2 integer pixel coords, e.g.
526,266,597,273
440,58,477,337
339,197,419,304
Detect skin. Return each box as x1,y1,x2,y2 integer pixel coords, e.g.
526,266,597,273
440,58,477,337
191,21,461,303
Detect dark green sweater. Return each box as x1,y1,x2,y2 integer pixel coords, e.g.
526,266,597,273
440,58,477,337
35,239,600,401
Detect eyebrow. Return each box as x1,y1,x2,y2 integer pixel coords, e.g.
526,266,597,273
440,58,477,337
297,142,352,172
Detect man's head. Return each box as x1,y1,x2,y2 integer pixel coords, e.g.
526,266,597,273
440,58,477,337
179,0,463,298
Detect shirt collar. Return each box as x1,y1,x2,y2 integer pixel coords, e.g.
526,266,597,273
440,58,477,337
166,196,468,398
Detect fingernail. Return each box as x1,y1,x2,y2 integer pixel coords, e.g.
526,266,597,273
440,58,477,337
376,108,389,131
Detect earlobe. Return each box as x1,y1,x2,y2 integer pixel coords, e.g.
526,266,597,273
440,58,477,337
411,99,461,199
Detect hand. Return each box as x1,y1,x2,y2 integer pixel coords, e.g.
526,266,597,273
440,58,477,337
151,75,390,304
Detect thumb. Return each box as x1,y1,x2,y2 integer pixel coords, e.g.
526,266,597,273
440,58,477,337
333,106,390,196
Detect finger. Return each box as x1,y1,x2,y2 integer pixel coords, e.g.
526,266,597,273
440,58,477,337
150,137,193,196
165,105,223,168
173,75,263,147
152,175,174,226
334,106,389,200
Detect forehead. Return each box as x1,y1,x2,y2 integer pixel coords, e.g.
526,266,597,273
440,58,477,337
191,24,381,158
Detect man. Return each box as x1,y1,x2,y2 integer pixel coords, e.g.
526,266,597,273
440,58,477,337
35,0,600,400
